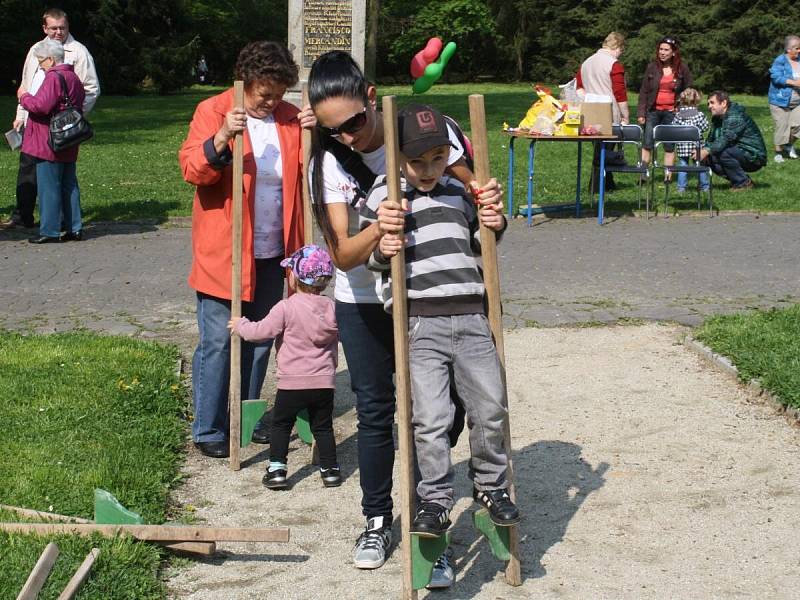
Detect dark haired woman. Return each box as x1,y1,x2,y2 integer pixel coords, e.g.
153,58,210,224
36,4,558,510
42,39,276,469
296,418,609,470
179,41,308,458
637,36,693,170
305,50,502,582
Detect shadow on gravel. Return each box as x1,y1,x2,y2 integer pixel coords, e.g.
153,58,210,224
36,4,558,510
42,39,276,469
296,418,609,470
195,551,311,565
436,441,609,596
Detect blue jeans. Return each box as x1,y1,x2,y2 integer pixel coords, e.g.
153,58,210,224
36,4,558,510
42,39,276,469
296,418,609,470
408,314,508,510
676,157,710,191
708,146,762,187
336,301,396,521
35,160,80,238
643,110,676,151
192,257,284,442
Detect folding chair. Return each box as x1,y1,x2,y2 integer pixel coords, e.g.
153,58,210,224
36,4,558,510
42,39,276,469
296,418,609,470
590,124,650,218
651,124,713,218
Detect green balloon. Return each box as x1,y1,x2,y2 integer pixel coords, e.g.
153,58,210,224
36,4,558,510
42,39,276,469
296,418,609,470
412,41,457,94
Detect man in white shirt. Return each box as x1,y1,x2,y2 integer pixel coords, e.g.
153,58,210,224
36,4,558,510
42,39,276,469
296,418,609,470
3,8,100,229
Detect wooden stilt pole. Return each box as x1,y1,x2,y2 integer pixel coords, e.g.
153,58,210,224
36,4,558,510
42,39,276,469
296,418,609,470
229,80,245,470
16,542,59,600
382,95,417,600
468,94,522,586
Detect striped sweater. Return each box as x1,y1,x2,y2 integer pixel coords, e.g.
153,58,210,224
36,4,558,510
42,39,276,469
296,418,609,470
359,175,501,316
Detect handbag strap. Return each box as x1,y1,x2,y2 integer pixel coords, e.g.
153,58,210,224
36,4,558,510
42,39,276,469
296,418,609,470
53,71,76,110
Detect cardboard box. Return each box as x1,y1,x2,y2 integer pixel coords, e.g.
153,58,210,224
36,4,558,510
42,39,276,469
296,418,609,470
580,102,613,135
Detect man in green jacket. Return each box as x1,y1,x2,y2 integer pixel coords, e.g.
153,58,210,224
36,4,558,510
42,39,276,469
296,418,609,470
700,90,767,191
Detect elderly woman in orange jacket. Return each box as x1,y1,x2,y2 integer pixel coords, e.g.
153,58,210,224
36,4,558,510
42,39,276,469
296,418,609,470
179,41,305,458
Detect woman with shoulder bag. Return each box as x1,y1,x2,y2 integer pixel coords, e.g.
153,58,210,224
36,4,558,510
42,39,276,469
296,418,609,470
17,38,86,244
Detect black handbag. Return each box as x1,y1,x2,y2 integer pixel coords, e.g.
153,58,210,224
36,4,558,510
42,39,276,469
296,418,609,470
48,71,93,152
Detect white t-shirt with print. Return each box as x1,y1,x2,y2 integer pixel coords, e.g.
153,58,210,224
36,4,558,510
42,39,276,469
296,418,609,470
247,114,284,259
312,124,464,304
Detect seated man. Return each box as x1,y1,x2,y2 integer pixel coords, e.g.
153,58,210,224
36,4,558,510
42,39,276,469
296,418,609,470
700,90,766,191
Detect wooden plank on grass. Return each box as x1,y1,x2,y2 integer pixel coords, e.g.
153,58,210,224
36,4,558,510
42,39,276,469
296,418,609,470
16,541,59,600
56,548,99,600
0,523,290,543
0,505,91,524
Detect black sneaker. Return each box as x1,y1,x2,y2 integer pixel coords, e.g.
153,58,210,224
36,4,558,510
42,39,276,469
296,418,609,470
320,466,341,487
262,468,288,490
411,502,451,538
473,488,520,526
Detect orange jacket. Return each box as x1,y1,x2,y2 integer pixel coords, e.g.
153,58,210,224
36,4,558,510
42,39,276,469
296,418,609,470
179,89,304,302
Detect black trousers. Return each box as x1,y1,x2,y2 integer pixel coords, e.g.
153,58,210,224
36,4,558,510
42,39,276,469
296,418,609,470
271,388,337,469
15,152,38,226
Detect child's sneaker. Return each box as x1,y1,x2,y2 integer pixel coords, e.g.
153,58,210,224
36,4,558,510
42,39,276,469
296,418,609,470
262,468,288,490
320,466,341,487
774,153,786,163
353,516,392,569
410,502,451,537
427,546,454,589
473,488,521,526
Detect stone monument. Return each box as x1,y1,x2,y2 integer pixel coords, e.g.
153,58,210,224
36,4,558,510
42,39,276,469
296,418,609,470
286,0,367,105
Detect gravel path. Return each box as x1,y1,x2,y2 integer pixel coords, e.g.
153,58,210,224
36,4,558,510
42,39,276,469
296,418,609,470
2,214,798,598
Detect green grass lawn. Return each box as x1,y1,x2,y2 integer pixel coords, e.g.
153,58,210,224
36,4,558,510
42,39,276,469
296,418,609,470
696,304,800,410
0,331,187,599
1,83,798,222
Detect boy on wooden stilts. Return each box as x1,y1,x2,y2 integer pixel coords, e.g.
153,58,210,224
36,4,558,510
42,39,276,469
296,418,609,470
360,104,520,540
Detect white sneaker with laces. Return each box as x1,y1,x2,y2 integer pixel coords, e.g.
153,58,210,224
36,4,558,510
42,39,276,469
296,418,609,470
787,145,799,159
353,516,392,569
427,546,455,589
774,153,785,163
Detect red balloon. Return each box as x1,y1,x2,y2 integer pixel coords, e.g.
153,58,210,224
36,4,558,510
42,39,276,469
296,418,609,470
410,37,443,79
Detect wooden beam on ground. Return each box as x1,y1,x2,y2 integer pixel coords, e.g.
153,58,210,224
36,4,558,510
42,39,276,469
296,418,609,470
56,548,99,600
0,505,91,523
468,93,522,586
0,523,290,543
229,79,245,470
382,94,417,600
16,541,59,600
0,504,213,555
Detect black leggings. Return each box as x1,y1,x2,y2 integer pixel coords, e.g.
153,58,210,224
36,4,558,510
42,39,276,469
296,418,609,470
271,388,337,469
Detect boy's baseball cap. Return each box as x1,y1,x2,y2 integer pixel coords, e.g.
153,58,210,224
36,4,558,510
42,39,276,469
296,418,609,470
398,103,454,158
280,244,334,287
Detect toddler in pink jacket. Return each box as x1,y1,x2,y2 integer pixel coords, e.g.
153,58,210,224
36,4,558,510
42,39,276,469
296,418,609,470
229,244,339,490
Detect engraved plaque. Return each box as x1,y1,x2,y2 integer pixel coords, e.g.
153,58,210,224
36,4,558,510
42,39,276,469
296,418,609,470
302,0,353,68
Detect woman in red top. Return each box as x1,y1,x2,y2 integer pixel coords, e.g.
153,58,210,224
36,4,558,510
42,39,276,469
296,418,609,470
179,41,306,458
637,37,693,169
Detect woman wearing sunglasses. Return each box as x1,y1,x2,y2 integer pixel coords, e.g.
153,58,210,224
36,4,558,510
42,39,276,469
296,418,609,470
637,36,694,171
305,50,501,583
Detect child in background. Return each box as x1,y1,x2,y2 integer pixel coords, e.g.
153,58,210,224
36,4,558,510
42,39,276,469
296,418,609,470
360,103,520,537
228,244,340,490
673,88,710,193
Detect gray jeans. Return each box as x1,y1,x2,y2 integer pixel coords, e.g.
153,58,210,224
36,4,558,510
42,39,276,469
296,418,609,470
408,313,509,510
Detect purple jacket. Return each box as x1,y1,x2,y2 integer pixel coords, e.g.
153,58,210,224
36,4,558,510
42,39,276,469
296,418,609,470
234,293,338,390
19,63,85,162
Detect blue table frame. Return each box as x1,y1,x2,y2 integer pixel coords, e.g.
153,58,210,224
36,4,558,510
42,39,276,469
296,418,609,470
504,132,616,226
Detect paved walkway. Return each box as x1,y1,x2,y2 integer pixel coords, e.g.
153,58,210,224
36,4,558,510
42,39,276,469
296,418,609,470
1,214,798,344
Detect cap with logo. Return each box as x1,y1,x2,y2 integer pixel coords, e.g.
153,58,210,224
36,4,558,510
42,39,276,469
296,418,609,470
398,103,454,158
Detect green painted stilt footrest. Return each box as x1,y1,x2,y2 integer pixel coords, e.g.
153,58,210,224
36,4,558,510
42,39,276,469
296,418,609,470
241,399,268,448
94,489,144,525
472,508,511,561
411,531,450,590
295,409,313,445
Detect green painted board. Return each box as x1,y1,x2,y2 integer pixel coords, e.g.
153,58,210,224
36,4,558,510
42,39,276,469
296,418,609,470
295,409,312,445
241,399,268,448
472,508,512,561
411,531,450,590
94,489,144,525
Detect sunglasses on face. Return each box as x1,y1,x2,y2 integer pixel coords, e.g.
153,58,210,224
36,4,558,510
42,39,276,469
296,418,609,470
317,107,368,137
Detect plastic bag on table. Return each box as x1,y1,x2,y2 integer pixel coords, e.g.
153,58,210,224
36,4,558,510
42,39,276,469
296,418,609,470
531,115,556,135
